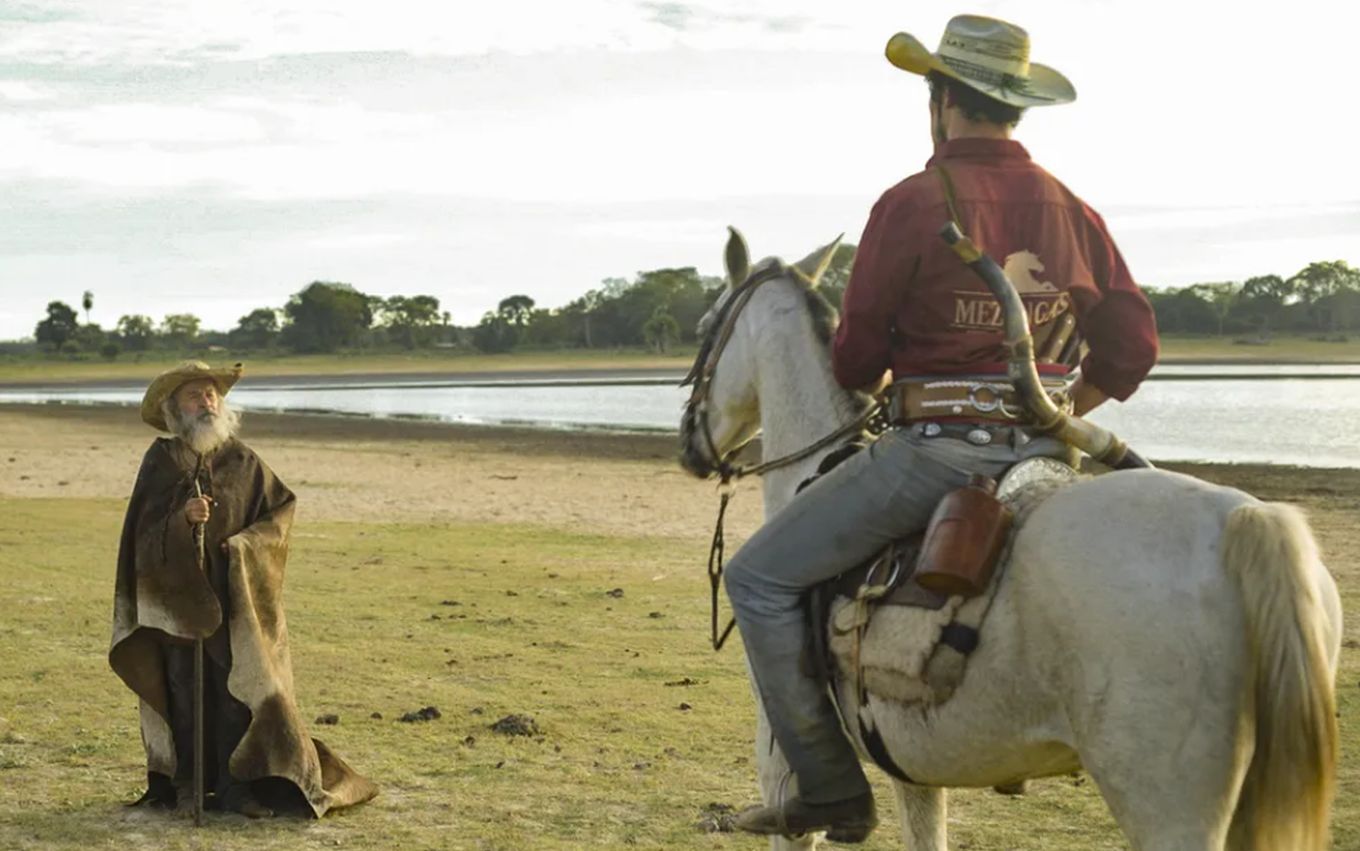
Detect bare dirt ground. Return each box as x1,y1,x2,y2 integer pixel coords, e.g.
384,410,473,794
0,403,765,540
3,402,1357,568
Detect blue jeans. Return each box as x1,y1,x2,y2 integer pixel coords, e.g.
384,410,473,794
723,425,1066,803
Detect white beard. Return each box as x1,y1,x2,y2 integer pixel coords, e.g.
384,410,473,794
164,398,241,455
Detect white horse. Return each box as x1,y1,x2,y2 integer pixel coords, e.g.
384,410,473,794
678,229,1342,851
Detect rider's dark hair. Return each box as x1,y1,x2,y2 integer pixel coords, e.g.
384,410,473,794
927,71,1025,127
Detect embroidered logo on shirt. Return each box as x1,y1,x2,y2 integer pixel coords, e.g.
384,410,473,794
1003,251,1059,294
951,249,1070,331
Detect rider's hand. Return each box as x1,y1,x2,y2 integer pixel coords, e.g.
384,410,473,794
1068,377,1109,417
184,496,212,525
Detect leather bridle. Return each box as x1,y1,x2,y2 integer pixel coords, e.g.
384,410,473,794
680,260,877,484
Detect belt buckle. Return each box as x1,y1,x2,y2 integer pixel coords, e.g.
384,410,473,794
967,383,1003,413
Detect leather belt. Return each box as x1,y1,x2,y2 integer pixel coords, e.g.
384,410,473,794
888,377,1070,426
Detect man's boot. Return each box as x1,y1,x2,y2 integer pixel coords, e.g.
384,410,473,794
128,771,177,809
734,790,877,843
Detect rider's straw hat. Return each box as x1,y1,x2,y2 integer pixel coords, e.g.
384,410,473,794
140,360,243,431
886,14,1075,107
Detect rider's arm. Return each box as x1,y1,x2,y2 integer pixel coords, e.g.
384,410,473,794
832,195,913,392
1070,205,1159,402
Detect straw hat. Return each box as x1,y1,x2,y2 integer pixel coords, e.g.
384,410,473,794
886,14,1075,107
140,361,244,431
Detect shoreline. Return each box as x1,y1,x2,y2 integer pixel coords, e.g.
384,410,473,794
0,366,692,390
2,350,1360,390
4,401,1357,482
2,361,1358,392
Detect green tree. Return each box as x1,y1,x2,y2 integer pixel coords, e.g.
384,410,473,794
497,295,536,328
1144,286,1217,334
34,301,79,352
471,311,514,353
641,305,680,354
578,269,717,348
1288,261,1360,331
160,313,201,348
232,308,281,350
81,290,93,325
634,267,715,346
563,288,604,348
381,295,442,349
1185,282,1239,336
281,281,374,353
72,323,107,353
116,314,155,351
1235,274,1293,334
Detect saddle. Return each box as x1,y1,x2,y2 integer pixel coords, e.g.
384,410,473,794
799,454,1079,784
806,456,1081,706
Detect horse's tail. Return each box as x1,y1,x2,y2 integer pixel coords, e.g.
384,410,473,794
1222,501,1337,851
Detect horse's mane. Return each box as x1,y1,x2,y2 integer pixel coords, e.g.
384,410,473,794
801,285,839,347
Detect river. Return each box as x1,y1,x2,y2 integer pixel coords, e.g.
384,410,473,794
2,365,1357,468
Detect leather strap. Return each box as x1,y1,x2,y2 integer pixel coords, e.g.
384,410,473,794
940,623,980,655
935,165,964,234
858,704,916,784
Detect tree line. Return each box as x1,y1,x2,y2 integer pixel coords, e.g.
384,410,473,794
20,252,1360,360
1141,260,1360,338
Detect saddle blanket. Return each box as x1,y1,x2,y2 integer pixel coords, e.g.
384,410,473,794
827,457,1078,706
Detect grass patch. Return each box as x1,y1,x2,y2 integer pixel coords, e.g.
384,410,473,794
0,496,1354,849
1156,334,1360,362
2,335,1360,386
0,349,698,385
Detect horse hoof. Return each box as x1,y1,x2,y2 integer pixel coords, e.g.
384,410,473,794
824,823,874,843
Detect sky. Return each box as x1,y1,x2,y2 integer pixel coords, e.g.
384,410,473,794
1,0,1358,340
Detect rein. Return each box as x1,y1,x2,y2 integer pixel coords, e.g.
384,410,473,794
682,260,880,649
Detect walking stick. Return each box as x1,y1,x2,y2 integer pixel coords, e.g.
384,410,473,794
192,476,207,827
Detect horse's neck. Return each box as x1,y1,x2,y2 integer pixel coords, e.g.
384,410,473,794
748,286,860,517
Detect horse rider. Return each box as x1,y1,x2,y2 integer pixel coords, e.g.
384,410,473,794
725,14,1160,841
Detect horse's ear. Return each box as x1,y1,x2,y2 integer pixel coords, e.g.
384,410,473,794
725,226,750,289
791,234,844,288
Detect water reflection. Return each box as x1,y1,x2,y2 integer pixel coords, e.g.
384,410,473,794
2,374,1356,468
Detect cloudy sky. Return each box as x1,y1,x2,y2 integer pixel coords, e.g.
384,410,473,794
1,0,1358,340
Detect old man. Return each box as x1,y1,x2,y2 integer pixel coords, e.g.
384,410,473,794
109,361,376,817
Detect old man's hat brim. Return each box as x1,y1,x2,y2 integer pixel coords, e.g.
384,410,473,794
141,361,243,432
886,25,1075,107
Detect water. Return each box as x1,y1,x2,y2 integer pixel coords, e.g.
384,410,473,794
2,368,1357,468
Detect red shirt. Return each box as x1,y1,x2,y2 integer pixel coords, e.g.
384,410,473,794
832,138,1158,401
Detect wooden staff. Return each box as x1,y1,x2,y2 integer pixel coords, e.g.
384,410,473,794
192,476,206,827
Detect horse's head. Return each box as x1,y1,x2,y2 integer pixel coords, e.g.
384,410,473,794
678,226,842,479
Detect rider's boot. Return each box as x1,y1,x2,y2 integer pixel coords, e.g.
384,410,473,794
734,790,877,843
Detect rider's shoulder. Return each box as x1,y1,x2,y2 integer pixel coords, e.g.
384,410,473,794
872,172,935,218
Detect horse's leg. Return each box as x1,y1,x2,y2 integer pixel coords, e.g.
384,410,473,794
1074,684,1247,851
748,668,821,850
890,781,946,851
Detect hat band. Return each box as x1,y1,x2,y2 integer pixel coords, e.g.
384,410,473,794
938,34,1029,73
938,54,1052,100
